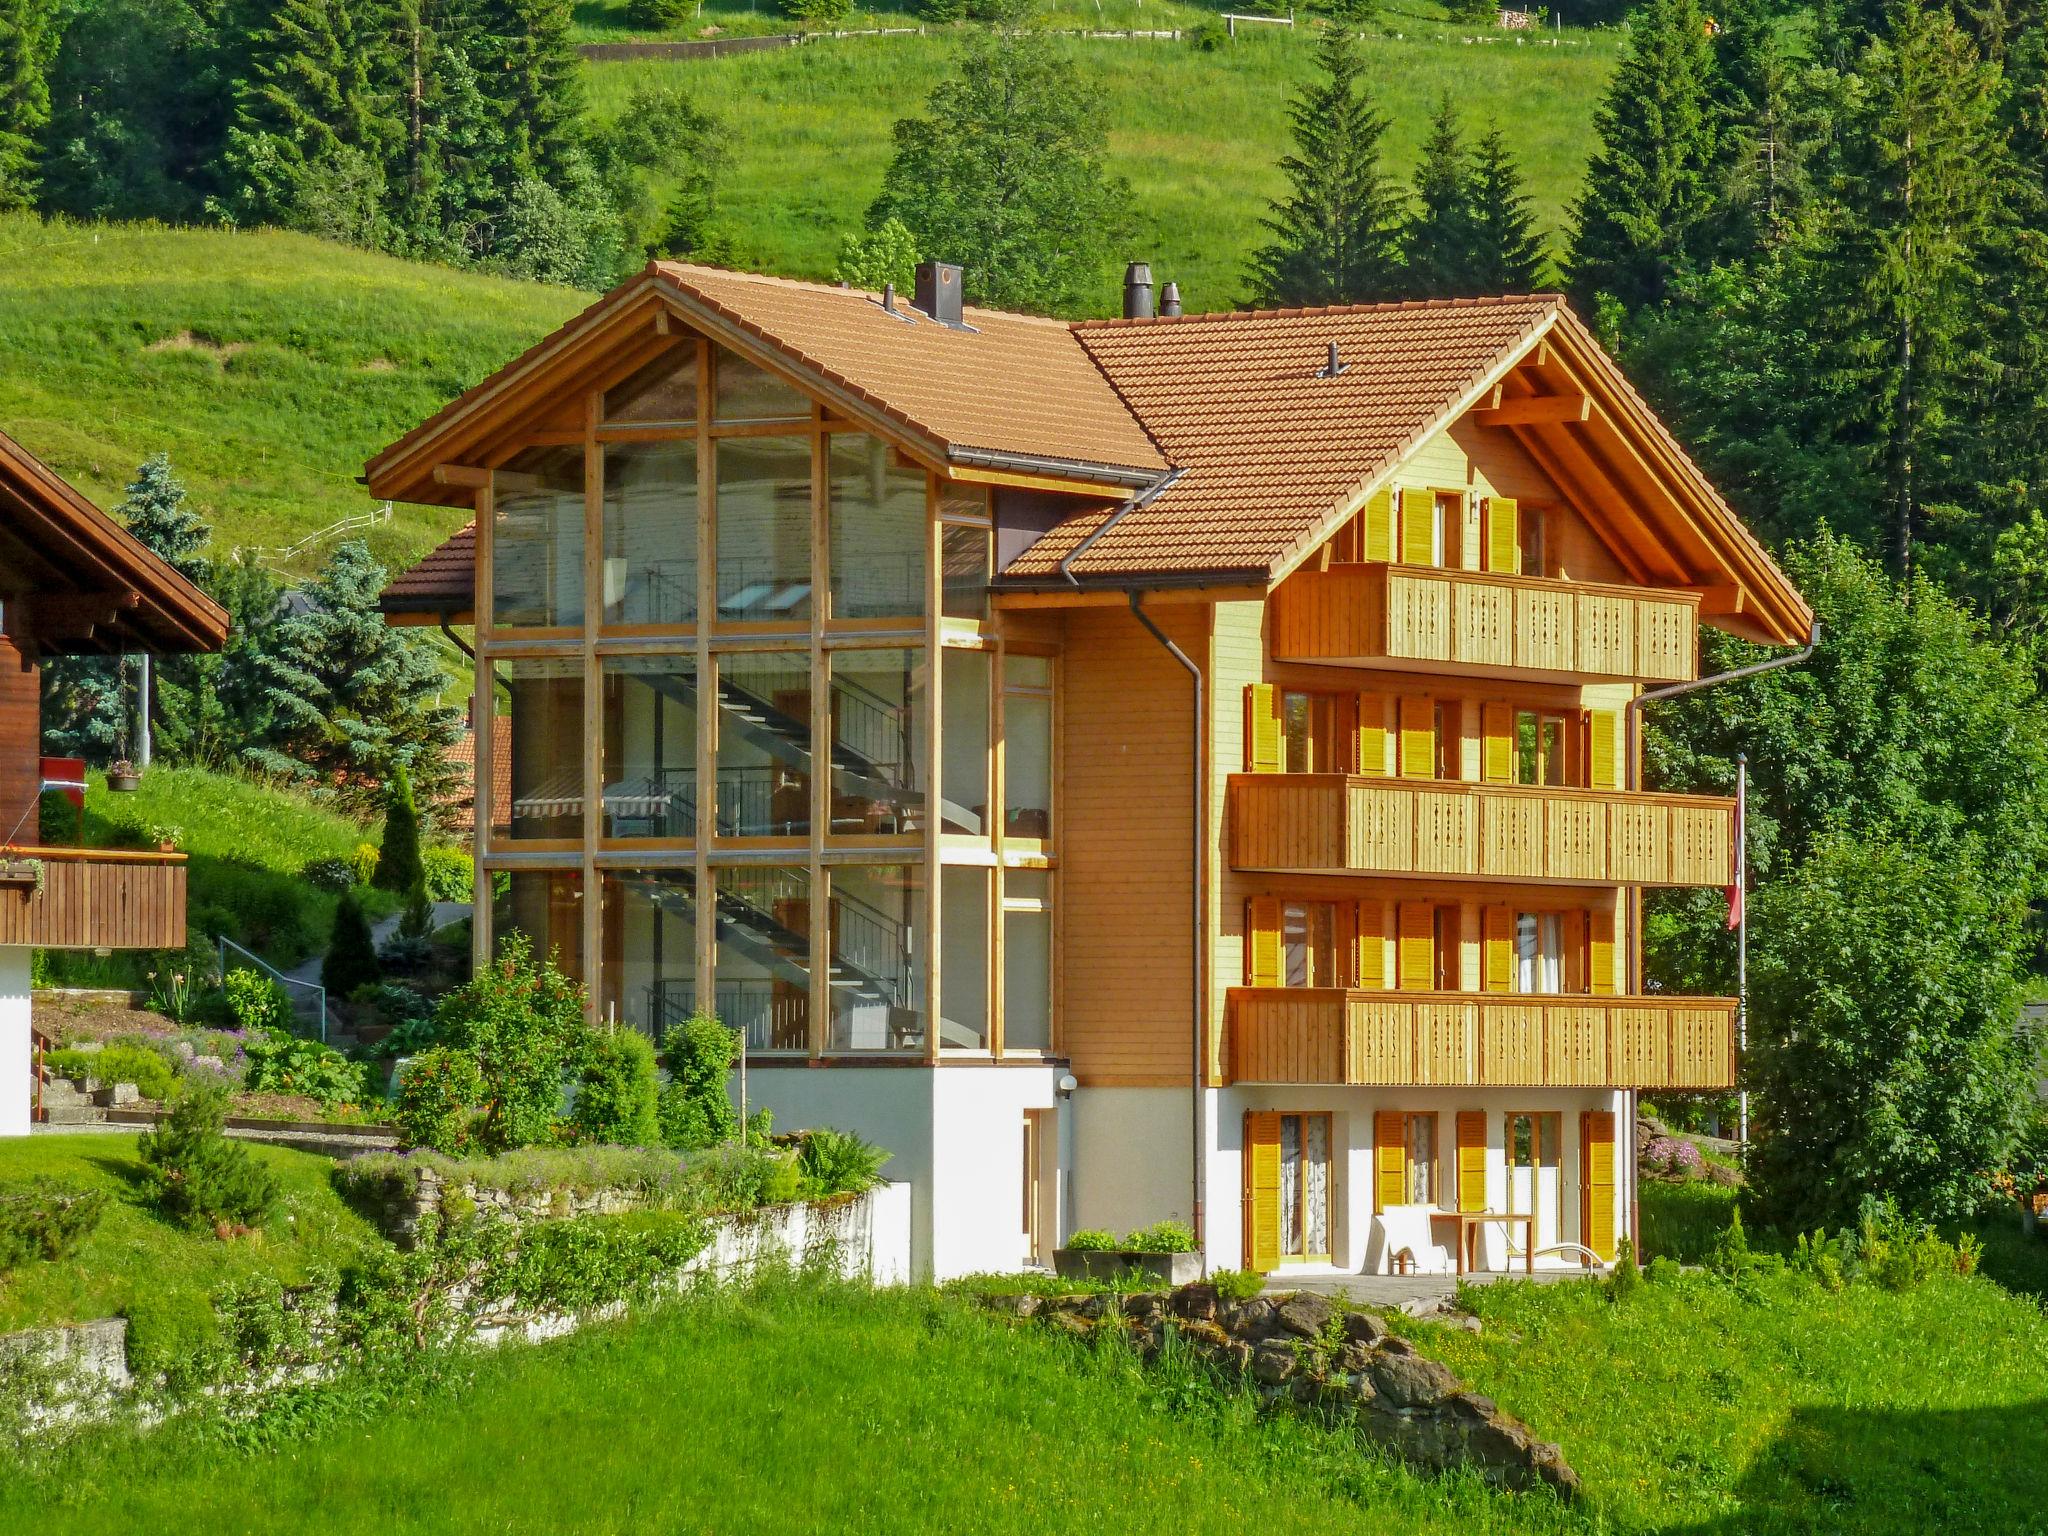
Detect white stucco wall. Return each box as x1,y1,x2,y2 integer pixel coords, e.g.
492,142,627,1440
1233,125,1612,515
0,946,29,1138
1070,1085,1197,1240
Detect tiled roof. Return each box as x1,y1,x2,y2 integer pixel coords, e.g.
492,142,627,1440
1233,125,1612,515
655,264,1168,478
1006,297,1558,579
379,522,475,615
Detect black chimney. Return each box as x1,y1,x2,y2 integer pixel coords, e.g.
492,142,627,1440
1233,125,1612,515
1160,281,1182,318
914,261,963,326
1123,261,1155,319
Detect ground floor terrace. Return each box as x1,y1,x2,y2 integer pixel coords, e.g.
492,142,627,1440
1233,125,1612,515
743,1064,1632,1282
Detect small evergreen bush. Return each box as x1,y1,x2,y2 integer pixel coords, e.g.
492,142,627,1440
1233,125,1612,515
348,841,381,886
301,856,356,892
322,890,381,997
138,1085,281,1232
571,1030,662,1148
656,1011,739,1150
1607,1236,1643,1302
0,1182,109,1271
375,764,424,894
625,0,693,26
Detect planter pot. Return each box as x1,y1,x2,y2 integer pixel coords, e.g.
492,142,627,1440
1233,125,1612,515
107,774,139,793
1053,1248,1203,1287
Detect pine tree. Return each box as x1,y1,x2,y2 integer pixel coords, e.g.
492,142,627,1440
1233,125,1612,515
869,25,1131,313
1466,123,1546,292
119,454,211,587
1243,23,1404,308
1400,94,1479,298
1567,0,1721,311
322,889,381,996
0,0,57,210
472,0,585,184
376,761,424,892
248,540,461,813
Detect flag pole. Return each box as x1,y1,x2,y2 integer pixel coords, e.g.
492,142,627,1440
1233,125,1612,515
1736,752,1749,1149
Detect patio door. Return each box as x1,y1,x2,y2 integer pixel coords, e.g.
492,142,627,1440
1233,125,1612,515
1244,1111,1334,1270
1505,1112,1561,1258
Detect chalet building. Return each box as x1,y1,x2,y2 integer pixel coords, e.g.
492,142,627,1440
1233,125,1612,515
371,261,1810,1281
0,430,228,1136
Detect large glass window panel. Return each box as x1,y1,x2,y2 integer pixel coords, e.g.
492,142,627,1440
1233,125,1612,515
1515,912,1563,994
1003,656,1052,841
492,446,584,630
941,649,990,836
715,435,812,622
827,434,926,620
714,349,809,424
602,870,697,1038
829,647,925,836
603,440,697,627
827,864,926,1052
604,347,698,424
715,652,810,837
941,522,991,621
502,657,584,841
714,865,810,1051
939,865,988,1049
493,869,585,989
601,657,698,839
1002,869,1051,1052
1282,901,1336,987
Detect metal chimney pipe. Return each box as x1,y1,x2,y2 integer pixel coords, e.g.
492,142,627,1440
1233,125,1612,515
1123,261,1155,319
1159,281,1182,318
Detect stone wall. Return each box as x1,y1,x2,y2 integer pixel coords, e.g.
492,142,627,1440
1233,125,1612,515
983,1283,1579,1500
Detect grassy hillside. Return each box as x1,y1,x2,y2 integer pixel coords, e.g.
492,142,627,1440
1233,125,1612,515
589,13,1619,314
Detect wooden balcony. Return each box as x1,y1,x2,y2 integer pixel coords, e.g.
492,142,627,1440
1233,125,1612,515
1270,563,1699,683
0,846,187,951
1225,988,1735,1090
1229,774,1734,887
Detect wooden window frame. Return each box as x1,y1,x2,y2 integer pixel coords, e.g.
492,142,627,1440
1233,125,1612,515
1274,1110,1336,1265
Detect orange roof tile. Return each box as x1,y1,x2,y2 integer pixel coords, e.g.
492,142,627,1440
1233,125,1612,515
379,522,475,617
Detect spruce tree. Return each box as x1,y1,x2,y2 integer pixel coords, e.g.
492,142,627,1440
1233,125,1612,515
870,25,1131,313
248,540,461,813
0,0,57,210
119,454,211,587
1400,94,1479,298
322,889,381,996
376,761,425,892
1466,123,1546,292
1243,23,1404,308
472,0,585,184
1567,0,1721,311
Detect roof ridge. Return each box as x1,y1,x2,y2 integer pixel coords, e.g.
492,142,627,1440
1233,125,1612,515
652,260,1081,330
1069,293,1565,330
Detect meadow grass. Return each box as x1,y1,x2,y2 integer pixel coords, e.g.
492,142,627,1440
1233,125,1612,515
589,8,1618,314
0,1133,383,1369
1639,1177,1741,1264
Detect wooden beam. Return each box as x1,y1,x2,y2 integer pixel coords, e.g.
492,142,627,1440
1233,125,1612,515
15,589,141,642
433,465,493,489
992,585,1260,611
1505,427,1659,586
943,463,1139,497
1471,394,1591,428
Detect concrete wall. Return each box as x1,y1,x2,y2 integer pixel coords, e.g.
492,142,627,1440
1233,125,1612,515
1,945,29,1137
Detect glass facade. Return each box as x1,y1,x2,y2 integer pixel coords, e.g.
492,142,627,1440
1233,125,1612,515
1002,869,1052,1051
828,648,926,837
828,433,926,620
827,864,926,1052
715,435,813,622
602,869,697,1037
604,348,697,424
603,440,696,627
716,651,810,838
938,865,988,1049
502,657,584,841
715,865,810,1050
940,522,991,621
1003,656,1053,842
494,869,585,984
493,446,585,630
940,649,989,836
714,349,809,424
601,656,698,839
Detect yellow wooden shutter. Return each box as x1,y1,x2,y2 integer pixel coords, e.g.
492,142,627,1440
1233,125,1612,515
1398,695,1434,779
1247,897,1283,987
1484,496,1520,574
1375,1109,1408,1212
1581,1110,1617,1260
1362,487,1394,562
1481,702,1513,785
1245,1111,1282,1271
1561,909,1588,994
1400,488,1437,566
1397,902,1434,992
1589,709,1621,791
1355,693,1388,776
1355,901,1386,989
1482,906,1513,993
1456,1110,1487,1213
1246,683,1283,773
1589,909,1617,996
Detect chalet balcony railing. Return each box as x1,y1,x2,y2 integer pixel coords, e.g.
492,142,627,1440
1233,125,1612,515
1224,988,1736,1090
0,846,187,951
1228,774,1735,887
1270,563,1700,684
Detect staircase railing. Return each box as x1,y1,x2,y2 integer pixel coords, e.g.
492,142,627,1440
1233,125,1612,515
217,934,327,1043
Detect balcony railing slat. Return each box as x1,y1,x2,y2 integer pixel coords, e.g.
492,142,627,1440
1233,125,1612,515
0,849,188,950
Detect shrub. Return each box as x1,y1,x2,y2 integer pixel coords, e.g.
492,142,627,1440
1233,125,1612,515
571,1030,661,1148
1187,17,1230,50
778,0,852,22
420,844,473,903
137,1085,281,1232
1643,1135,1706,1181
393,1049,490,1154
1064,1229,1119,1252
1209,1267,1265,1302
323,890,381,997
0,1182,109,1271
1122,1220,1197,1254
47,1041,178,1101
656,1011,739,1150
624,0,693,26
224,967,294,1034
795,1127,889,1196
301,856,356,892
1607,1236,1643,1302
347,841,381,886
243,1028,369,1107
375,764,424,894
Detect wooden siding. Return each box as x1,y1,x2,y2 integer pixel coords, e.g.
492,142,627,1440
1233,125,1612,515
1271,564,1699,683
1225,988,1734,1089
1229,775,1734,887
0,640,36,845
0,847,187,950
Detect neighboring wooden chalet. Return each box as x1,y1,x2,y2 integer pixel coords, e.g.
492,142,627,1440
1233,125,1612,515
0,429,229,1135
371,261,1809,1280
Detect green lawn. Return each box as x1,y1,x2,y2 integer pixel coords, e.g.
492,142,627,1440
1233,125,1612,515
589,9,1618,315
0,1134,383,1373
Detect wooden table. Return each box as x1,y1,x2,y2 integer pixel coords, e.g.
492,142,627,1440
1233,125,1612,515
1429,1211,1534,1276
